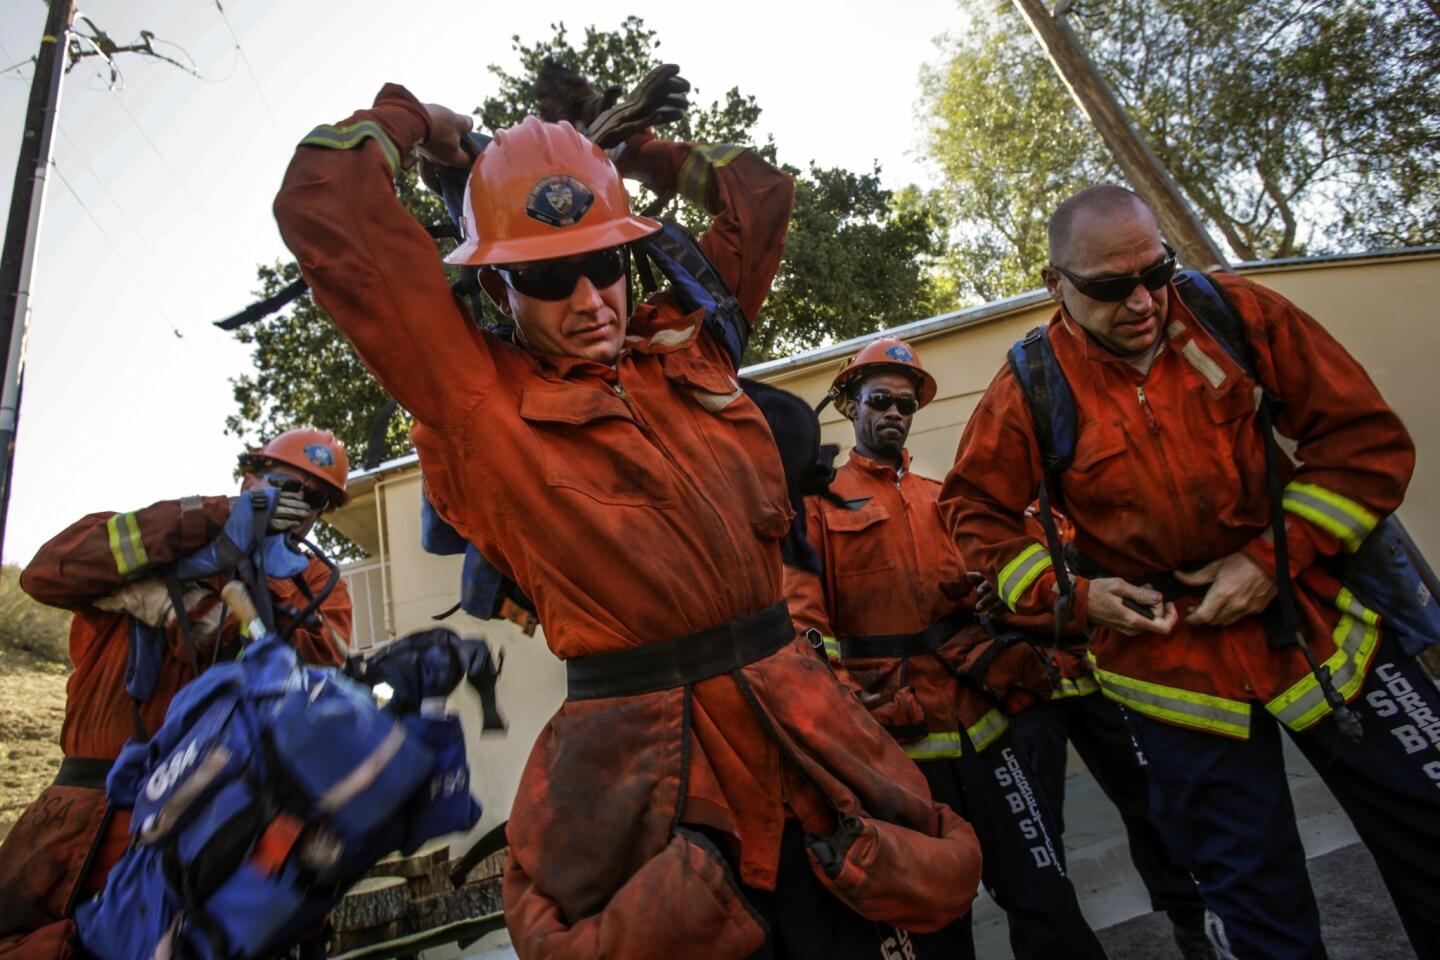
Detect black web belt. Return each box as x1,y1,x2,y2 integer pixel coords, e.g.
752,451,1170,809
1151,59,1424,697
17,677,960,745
837,611,970,660
565,601,794,701
53,756,114,790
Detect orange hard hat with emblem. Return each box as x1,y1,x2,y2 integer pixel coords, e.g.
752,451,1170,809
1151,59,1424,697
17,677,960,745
444,117,661,267
245,428,350,507
823,336,938,417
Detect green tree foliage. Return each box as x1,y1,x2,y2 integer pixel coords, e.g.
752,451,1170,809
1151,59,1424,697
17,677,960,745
922,0,1439,297
228,16,947,489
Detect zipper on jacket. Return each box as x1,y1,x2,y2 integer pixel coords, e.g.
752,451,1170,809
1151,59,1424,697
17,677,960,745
1136,385,1160,435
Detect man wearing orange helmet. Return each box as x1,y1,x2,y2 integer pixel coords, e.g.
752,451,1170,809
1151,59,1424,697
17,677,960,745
275,74,980,958
789,336,1107,959
0,428,353,960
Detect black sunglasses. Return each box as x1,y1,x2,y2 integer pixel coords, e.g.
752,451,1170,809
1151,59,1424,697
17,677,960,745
861,392,919,416
1052,244,1177,302
262,474,332,512
495,247,626,302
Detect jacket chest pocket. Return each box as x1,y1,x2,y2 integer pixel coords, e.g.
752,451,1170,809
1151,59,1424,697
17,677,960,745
1064,420,1142,511
826,503,897,578
519,384,678,508
1196,380,1269,528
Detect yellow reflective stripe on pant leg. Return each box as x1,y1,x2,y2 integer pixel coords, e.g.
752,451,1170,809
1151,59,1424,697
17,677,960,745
967,709,1009,752
1090,656,1252,738
1282,482,1378,553
999,543,1052,611
300,120,402,176
1266,589,1380,731
904,731,964,760
105,511,149,579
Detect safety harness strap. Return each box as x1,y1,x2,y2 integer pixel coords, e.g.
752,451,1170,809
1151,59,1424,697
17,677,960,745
565,601,793,700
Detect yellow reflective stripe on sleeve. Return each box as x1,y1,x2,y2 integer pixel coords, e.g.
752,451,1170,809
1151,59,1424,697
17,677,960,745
967,709,1009,752
1091,654,1252,738
300,120,402,176
903,731,964,761
1282,481,1379,553
998,543,1052,611
676,143,748,208
1265,589,1380,731
820,636,841,661
1052,675,1102,699
105,511,149,579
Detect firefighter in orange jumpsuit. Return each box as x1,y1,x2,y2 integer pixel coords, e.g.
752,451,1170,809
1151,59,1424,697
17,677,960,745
786,337,1105,960
944,184,1440,959
0,428,353,960
274,77,979,959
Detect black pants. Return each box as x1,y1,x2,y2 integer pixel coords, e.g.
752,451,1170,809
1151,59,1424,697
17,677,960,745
741,820,940,960
1008,692,1206,918
919,729,1108,960
1126,632,1440,960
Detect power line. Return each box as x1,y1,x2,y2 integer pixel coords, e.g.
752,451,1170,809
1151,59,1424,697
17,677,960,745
211,1,284,144
49,158,186,339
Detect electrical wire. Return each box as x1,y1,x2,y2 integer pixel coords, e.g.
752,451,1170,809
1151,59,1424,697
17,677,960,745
211,1,284,144
49,159,186,339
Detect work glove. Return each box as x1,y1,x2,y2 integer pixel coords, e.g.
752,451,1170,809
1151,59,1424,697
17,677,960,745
231,490,311,533
534,58,623,128
583,63,690,149
95,577,220,634
267,491,312,533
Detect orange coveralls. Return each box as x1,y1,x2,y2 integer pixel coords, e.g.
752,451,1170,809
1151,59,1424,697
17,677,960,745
785,450,1049,759
275,85,979,957
943,273,1415,738
0,496,350,959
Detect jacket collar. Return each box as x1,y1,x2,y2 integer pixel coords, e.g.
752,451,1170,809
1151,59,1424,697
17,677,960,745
848,447,910,481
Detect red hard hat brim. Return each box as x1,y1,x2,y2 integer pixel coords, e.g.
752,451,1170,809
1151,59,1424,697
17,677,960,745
444,214,663,267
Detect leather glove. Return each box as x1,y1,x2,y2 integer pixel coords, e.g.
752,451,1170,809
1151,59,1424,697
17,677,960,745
534,58,623,128
95,578,217,633
267,491,312,533
582,64,690,149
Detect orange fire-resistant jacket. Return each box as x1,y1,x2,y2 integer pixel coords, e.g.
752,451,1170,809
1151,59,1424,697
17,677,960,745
0,496,350,958
784,451,1051,761
275,85,980,957
943,274,1414,740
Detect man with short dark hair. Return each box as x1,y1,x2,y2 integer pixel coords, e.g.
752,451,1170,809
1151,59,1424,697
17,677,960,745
788,336,1107,960
944,184,1440,959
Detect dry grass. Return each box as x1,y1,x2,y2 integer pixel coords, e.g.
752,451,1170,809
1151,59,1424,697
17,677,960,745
0,567,71,841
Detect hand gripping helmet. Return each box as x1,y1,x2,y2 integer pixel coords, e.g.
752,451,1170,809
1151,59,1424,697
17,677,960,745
820,337,938,418
241,428,350,507
444,117,661,267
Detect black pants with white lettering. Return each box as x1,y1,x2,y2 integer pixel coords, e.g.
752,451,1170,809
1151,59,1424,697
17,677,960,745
1126,631,1440,960
1008,693,1207,918
917,730,1109,960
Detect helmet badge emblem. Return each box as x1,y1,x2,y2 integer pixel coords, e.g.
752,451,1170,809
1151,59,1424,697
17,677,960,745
304,444,335,468
526,175,595,228
884,345,914,363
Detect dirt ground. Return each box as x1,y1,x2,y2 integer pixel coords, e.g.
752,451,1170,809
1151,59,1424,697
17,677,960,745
0,646,68,841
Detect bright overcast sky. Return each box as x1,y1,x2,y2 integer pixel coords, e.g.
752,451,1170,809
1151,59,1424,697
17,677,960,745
0,0,967,566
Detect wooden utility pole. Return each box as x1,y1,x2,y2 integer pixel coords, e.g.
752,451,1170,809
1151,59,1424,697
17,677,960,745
0,0,76,559
1011,0,1229,270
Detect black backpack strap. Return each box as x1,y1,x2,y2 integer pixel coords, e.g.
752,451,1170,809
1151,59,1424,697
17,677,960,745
1174,269,1255,378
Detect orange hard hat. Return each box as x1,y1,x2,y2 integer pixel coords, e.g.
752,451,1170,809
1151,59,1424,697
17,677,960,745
244,428,350,507
444,117,661,267
826,337,937,417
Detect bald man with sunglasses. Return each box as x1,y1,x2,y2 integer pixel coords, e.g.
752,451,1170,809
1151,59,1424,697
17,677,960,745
945,185,1440,959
